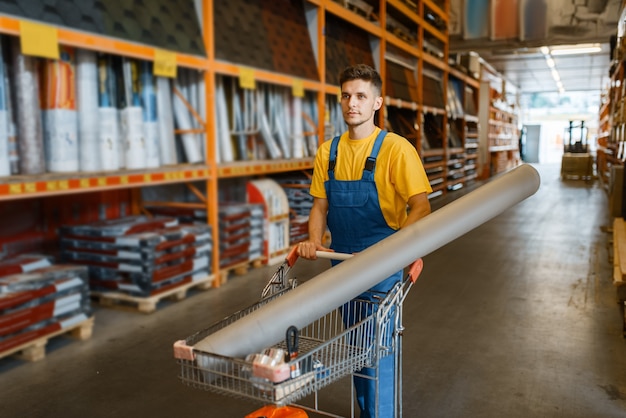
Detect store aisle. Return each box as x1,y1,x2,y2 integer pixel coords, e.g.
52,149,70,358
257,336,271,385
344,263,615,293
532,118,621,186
1,163,625,418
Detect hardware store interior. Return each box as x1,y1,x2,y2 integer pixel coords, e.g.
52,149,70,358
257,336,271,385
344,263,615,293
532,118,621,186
1,1,626,417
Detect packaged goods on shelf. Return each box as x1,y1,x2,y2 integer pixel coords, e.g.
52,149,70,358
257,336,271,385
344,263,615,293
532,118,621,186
156,77,178,165
248,179,290,265
58,216,212,298
0,38,9,176
120,58,148,169
218,203,264,268
216,76,319,163
96,53,122,171
276,177,313,217
76,49,100,171
174,68,204,164
447,78,466,119
10,37,45,175
39,46,79,173
0,256,92,354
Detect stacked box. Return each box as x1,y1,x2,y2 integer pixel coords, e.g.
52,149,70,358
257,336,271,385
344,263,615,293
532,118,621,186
0,255,91,354
218,203,264,268
59,216,212,297
276,178,312,244
248,205,264,262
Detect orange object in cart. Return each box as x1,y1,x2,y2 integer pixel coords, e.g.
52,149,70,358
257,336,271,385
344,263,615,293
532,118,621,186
245,405,308,418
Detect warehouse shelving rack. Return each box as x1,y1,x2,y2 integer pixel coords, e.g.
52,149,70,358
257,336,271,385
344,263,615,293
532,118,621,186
0,0,493,287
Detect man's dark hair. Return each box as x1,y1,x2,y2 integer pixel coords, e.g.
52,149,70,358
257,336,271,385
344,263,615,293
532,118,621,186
339,64,382,96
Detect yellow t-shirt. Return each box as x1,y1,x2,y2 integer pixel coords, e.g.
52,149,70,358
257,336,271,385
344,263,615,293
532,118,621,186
310,127,432,230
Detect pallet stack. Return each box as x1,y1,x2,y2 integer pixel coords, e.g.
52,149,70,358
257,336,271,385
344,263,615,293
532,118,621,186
0,255,93,361
277,177,313,245
59,216,213,300
218,203,264,269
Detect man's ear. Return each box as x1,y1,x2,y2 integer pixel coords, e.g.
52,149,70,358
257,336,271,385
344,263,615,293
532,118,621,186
374,96,383,111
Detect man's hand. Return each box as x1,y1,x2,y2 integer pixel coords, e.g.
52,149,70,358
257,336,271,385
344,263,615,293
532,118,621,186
297,240,332,260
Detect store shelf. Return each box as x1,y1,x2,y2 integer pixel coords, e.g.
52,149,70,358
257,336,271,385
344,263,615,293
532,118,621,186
0,165,211,201
218,159,314,178
212,60,323,89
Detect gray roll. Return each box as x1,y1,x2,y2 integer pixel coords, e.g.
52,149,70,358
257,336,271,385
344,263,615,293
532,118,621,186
193,164,541,358
11,38,45,175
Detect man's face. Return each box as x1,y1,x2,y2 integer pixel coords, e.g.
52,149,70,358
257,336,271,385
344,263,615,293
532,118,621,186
340,79,383,128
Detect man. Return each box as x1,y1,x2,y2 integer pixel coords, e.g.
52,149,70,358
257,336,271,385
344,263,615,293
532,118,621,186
297,64,432,417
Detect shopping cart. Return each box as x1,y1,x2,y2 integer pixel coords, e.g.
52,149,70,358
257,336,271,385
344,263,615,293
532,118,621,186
173,246,423,417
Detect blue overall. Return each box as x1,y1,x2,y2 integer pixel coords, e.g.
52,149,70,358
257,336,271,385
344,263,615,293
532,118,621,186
325,130,402,418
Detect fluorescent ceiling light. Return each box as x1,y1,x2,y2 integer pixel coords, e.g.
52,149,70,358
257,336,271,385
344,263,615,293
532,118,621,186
549,43,602,56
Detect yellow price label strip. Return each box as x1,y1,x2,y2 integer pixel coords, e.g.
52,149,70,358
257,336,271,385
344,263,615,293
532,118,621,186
46,181,58,191
239,67,256,90
292,79,304,98
19,20,59,59
153,49,177,78
9,184,22,194
24,183,36,193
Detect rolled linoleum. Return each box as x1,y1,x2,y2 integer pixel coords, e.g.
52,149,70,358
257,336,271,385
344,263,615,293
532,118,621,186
11,37,45,175
193,164,541,359
76,49,99,172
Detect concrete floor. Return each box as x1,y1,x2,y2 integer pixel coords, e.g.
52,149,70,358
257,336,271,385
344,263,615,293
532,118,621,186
1,163,626,417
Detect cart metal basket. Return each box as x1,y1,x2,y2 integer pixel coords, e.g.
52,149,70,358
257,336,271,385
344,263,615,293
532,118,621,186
174,249,422,416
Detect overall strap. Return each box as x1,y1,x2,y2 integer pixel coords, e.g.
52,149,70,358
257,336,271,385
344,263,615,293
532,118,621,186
362,130,387,180
327,135,341,180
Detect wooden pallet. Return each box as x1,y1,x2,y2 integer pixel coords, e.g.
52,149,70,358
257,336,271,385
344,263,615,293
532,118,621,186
91,274,214,314
218,258,265,286
0,316,94,362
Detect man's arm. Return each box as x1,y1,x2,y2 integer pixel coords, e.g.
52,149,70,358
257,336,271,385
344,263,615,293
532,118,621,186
402,192,431,228
297,197,330,259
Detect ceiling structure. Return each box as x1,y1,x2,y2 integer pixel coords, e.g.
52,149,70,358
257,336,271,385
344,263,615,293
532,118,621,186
471,43,612,95
448,0,621,95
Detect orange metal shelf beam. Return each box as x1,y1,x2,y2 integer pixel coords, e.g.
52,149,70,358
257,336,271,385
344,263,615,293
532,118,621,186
218,159,314,178
212,61,323,91
0,165,211,201
324,1,385,38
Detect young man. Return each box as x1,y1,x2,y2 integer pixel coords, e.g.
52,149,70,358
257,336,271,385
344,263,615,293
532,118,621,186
297,64,432,417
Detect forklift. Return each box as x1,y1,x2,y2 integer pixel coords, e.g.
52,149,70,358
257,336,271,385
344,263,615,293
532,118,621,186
561,120,593,180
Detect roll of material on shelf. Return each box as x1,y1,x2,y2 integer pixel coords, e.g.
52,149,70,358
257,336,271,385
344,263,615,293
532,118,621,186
232,81,248,161
0,40,10,176
197,73,207,160
156,77,177,165
97,54,120,171
271,89,290,159
11,37,45,175
193,164,541,359
214,77,233,163
98,107,120,170
173,79,203,164
4,57,18,175
76,49,99,172
121,106,146,169
139,61,160,168
291,96,304,159
40,46,79,173
121,59,146,170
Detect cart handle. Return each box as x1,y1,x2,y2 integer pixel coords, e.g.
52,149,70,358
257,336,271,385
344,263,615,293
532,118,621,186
285,246,354,267
406,258,424,284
